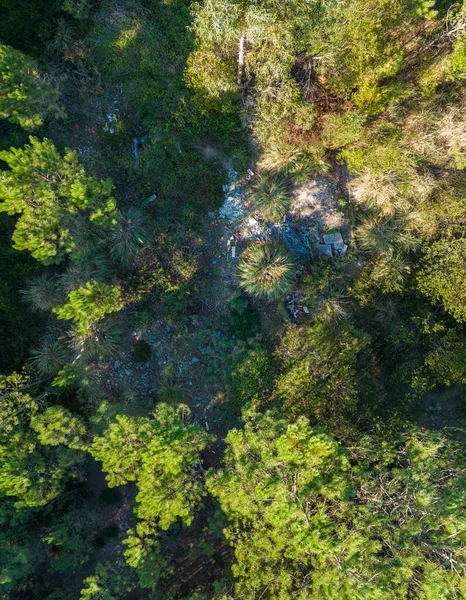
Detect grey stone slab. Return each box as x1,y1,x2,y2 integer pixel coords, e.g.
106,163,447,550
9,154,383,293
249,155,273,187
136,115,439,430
333,241,348,255
323,231,343,245
318,244,333,258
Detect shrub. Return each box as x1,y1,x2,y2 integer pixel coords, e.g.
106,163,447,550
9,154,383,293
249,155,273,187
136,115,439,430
69,317,123,361
417,232,466,322
353,80,411,116
238,242,295,299
185,49,238,114
0,45,64,130
229,349,276,406
259,143,330,181
320,110,366,149
451,40,466,80
249,172,290,221
225,295,261,340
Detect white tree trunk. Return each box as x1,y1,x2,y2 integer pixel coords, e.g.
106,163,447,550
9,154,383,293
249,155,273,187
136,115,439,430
237,34,245,88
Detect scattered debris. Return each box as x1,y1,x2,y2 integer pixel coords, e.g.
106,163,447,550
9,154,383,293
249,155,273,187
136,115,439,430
104,112,118,134
286,295,311,319
219,164,248,220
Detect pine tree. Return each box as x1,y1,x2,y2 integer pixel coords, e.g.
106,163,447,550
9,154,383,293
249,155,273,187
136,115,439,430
90,403,213,529
0,45,64,129
0,372,86,508
208,408,466,599
0,137,117,264
53,281,123,333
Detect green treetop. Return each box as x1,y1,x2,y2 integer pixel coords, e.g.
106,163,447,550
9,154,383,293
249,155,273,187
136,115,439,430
0,44,64,129
208,408,466,599
0,372,87,508
90,403,213,529
0,137,117,264
417,231,466,323
53,281,123,333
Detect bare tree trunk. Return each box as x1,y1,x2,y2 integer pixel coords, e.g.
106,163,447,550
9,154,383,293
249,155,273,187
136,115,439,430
237,33,245,88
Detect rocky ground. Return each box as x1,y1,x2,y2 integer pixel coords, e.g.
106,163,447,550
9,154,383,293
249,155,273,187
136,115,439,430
89,159,351,435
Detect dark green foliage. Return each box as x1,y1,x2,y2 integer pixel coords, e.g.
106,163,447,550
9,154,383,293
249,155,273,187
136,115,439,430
0,0,64,52
274,322,369,431
98,486,122,505
21,273,65,312
0,137,117,264
321,111,366,149
229,349,276,407
0,372,86,508
43,509,96,573
0,44,64,129
79,561,133,600
0,213,43,372
130,340,151,363
109,207,148,267
224,295,261,341
29,339,70,376
92,523,119,549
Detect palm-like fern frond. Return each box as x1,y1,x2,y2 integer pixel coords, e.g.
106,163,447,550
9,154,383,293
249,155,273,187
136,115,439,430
21,274,65,311
29,339,70,376
238,242,295,299
250,172,290,222
110,208,148,267
355,215,420,256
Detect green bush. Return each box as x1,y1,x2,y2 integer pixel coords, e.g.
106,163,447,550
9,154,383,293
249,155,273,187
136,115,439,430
229,349,276,406
321,110,366,149
417,232,466,322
